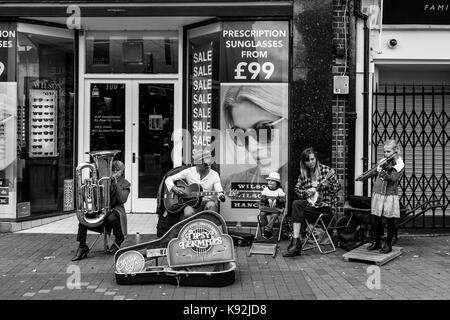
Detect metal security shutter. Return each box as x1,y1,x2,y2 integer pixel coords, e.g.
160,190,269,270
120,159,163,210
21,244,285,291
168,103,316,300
372,85,449,228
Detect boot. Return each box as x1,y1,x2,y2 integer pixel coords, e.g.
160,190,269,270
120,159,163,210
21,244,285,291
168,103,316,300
367,239,381,250
286,237,295,250
282,237,302,257
379,243,392,254
71,245,89,261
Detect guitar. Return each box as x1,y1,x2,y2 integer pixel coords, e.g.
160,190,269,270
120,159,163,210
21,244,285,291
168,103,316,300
163,180,239,214
306,169,335,206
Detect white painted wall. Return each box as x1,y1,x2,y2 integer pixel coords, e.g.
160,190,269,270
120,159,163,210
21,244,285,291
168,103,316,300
372,28,450,63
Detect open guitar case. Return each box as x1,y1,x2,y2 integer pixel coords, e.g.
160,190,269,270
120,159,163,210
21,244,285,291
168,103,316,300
114,210,236,287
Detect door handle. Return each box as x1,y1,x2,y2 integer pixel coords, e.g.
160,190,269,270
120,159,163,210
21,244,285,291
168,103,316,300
132,152,136,163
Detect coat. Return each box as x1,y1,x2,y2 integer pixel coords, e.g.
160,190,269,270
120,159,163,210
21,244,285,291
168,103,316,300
110,176,131,237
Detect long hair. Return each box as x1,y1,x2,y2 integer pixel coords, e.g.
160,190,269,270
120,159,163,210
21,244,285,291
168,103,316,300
112,160,125,178
223,85,287,128
299,148,321,180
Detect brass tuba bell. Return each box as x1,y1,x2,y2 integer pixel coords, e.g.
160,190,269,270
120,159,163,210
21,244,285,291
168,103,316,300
76,150,120,228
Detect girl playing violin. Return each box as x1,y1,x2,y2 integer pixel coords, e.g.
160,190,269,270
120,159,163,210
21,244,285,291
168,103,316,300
356,139,405,253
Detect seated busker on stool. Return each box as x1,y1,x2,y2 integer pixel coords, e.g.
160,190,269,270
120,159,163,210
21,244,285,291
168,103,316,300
356,139,404,254
165,151,226,220
72,160,130,261
258,171,286,240
283,148,341,257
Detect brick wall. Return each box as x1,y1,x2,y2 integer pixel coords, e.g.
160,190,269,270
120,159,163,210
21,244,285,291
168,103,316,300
332,0,351,212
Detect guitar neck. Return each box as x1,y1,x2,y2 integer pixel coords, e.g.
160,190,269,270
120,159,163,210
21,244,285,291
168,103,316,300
194,191,221,197
318,170,334,185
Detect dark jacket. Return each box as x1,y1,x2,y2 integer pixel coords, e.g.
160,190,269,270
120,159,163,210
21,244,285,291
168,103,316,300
360,157,404,196
110,176,131,236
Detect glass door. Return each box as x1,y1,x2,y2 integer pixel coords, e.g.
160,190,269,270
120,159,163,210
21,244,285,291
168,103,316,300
130,81,175,212
84,79,177,213
84,80,132,213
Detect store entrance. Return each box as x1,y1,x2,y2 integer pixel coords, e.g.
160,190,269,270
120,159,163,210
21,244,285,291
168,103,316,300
84,79,177,213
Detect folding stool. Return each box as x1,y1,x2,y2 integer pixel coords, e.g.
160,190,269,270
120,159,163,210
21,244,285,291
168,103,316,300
302,212,336,254
248,207,286,258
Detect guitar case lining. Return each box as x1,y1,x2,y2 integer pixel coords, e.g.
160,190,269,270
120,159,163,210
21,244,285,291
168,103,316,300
114,210,236,287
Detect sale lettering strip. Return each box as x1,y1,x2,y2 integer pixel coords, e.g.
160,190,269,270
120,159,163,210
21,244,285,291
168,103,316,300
190,41,214,159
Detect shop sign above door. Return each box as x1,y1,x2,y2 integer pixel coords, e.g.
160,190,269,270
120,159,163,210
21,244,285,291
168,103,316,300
383,0,450,24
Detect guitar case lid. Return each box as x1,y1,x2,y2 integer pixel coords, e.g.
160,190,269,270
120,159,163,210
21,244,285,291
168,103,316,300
114,210,236,287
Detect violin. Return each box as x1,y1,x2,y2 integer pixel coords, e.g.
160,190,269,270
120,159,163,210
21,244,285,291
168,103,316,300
355,153,396,181
381,156,397,171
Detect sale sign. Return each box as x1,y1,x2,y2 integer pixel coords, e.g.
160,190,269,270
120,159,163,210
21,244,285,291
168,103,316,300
220,21,289,83
190,41,214,159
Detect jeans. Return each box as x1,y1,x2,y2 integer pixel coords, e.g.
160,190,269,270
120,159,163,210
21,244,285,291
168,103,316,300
76,210,124,247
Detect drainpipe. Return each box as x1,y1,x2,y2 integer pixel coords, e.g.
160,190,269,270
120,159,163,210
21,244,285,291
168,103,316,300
354,3,370,196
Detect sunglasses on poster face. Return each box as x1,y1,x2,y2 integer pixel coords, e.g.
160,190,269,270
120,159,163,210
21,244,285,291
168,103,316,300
229,118,285,147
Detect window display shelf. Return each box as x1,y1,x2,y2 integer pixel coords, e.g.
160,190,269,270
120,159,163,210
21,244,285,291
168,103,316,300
28,89,58,158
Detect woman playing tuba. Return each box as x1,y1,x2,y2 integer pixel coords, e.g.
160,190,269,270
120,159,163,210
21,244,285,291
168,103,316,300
72,160,130,261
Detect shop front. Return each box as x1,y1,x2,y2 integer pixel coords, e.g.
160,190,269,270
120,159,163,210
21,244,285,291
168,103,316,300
1,1,342,232
0,21,76,224
0,1,298,229
358,0,450,228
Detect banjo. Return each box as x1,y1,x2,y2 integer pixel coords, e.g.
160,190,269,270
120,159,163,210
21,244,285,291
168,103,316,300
306,169,335,206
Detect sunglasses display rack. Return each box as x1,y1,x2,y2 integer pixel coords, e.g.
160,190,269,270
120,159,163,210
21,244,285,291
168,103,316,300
29,89,58,158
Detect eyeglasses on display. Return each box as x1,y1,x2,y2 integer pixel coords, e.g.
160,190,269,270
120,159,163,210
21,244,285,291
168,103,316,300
33,98,54,102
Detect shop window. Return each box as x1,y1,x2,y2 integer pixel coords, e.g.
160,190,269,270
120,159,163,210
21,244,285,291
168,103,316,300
186,21,290,223
86,31,178,74
16,24,75,216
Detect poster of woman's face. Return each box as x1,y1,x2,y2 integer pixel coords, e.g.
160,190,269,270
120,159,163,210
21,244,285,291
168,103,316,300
219,83,289,222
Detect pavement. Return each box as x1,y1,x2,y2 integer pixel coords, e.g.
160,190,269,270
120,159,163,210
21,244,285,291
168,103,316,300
0,214,449,301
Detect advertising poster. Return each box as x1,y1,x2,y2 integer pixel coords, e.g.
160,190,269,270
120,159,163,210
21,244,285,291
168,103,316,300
219,21,289,223
0,22,16,83
220,83,289,222
0,82,17,218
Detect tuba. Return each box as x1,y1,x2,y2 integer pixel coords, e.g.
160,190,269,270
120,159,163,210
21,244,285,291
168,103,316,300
76,150,120,228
